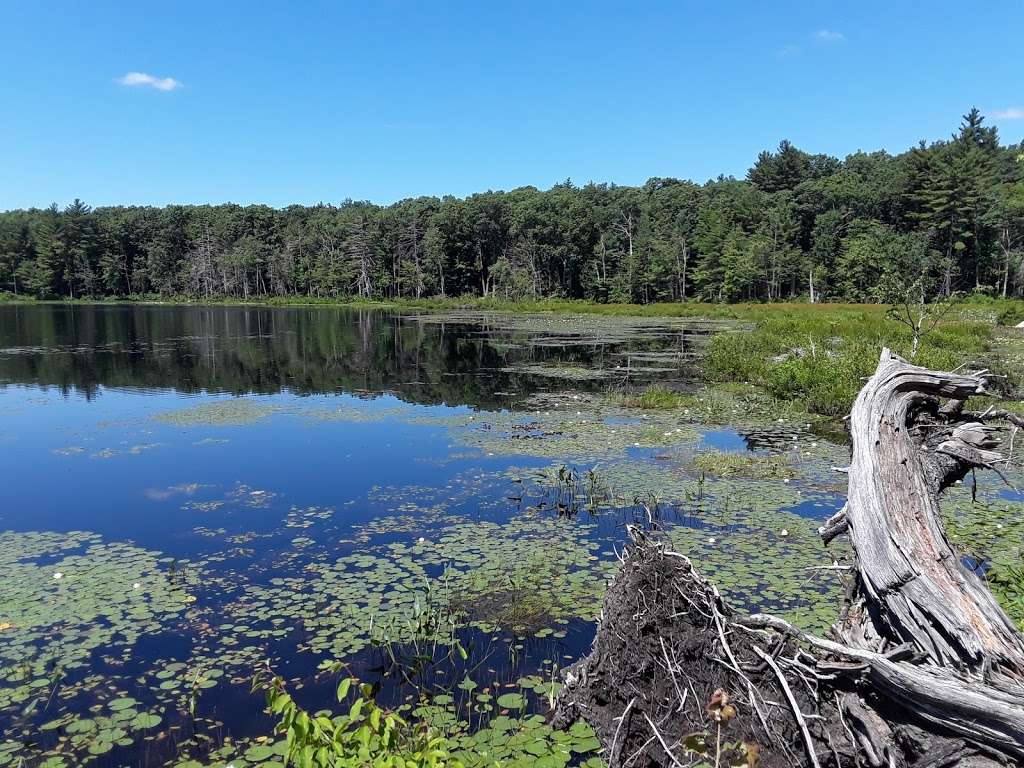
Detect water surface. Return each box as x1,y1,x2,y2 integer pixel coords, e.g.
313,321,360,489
0,304,850,768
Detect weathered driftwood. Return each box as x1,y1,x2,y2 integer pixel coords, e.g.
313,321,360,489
555,350,1024,767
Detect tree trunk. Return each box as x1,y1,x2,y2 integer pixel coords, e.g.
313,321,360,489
556,349,1024,766
680,241,688,302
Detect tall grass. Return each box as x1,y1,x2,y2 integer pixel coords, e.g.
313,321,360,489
619,386,693,410
702,304,994,416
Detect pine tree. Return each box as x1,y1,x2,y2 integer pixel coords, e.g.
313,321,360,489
17,207,58,297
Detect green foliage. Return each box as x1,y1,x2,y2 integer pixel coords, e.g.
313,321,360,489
3,110,1024,303
702,303,992,415
692,450,794,480
252,666,605,768
255,667,463,768
619,385,692,409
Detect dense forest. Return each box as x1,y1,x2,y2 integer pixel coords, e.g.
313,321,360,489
3,109,1023,304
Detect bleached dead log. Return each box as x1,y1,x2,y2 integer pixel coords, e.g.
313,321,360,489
556,350,1024,766
840,349,1024,676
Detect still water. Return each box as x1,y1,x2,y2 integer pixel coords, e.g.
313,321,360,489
0,304,847,768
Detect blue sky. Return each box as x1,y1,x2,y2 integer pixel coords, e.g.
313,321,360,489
2,1,1023,210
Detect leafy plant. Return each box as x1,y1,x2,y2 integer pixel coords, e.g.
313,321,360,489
253,662,466,768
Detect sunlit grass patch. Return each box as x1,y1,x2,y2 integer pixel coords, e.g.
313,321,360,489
619,385,692,410
703,304,994,416
616,382,810,425
692,450,794,480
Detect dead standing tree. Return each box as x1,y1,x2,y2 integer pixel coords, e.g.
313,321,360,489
555,349,1024,767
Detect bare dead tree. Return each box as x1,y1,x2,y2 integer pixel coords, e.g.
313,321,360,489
345,217,375,300
886,280,961,358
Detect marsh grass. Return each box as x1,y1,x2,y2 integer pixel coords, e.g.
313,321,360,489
616,381,809,424
20,292,1019,320
619,385,692,410
702,304,996,416
964,395,1024,417
692,450,795,480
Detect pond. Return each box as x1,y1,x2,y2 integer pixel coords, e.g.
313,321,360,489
0,303,875,767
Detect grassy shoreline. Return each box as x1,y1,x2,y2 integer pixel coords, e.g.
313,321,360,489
2,291,1021,322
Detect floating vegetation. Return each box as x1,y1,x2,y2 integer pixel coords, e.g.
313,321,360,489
452,392,701,462
501,363,616,381
940,464,1024,626
206,666,605,768
692,449,795,480
415,704,603,768
52,446,86,456
284,505,334,528
227,483,279,508
154,398,280,426
216,517,612,662
299,403,413,423
405,309,734,346
192,437,230,446
2,375,859,766
665,504,849,632
144,482,208,501
0,531,196,765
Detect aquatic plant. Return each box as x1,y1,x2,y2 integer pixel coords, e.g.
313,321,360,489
0,531,197,765
618,385,692,410
154,398,280,426
691,450,794,480
251,663,604,768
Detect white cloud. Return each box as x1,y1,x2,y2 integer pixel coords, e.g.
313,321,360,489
116,72,182,91
814,29,844,42
993,107,1024,120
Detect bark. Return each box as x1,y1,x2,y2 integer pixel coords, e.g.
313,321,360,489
556,349,1024,766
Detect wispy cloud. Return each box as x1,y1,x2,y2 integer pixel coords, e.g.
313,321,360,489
776,45,801,58
993,107,1024,120
814,29,844,42
116,71,182,91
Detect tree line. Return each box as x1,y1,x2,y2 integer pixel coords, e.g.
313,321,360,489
2,109,1022,304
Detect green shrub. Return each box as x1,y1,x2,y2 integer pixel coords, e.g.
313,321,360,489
255,666,464,768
